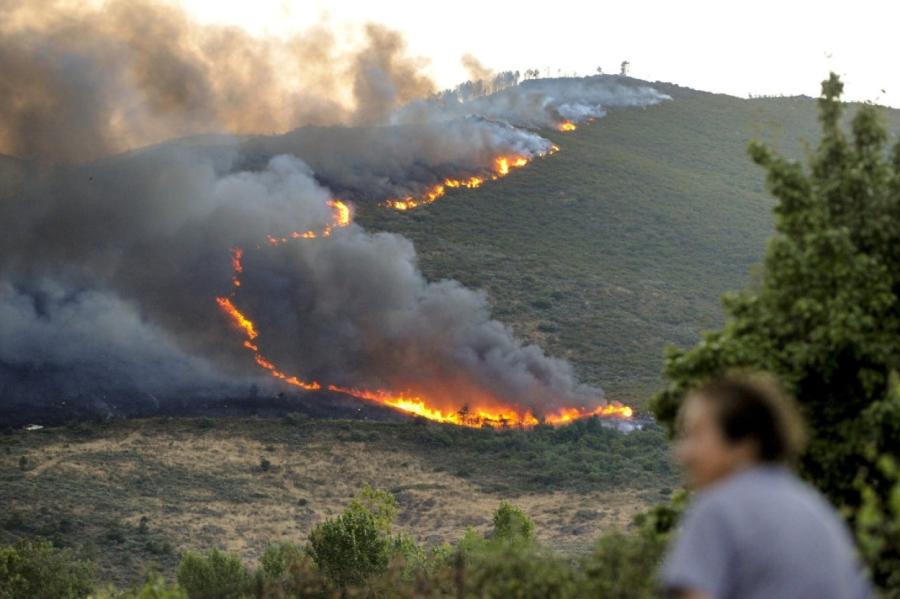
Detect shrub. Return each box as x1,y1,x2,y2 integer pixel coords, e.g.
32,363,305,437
458,543,579,598
580,497,683,598
258,542,304,580
490,502,534,545
0,537,94,599
306,502,390,587
92,575,186,598
651,72,900,593
175,549,250,599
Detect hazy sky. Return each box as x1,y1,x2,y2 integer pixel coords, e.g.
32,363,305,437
182,0,899,108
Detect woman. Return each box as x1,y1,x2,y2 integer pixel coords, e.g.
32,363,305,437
660,374,871,599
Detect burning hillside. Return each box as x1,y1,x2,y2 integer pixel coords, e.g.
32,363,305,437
214,186,632,427
0,0,667,427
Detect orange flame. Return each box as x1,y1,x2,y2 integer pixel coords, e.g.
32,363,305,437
215,129,633,428
326,385,631,428
558,121,577,132
217,281,634,428
266,199,352,245
329,199,351,227
230,248,244,287
216,297,258,340
384,154,535,211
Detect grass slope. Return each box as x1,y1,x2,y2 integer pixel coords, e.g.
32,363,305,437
358,85,900,406
1,418,674,585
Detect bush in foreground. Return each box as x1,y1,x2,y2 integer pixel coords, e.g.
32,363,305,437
175,549,250,599
0,538,93,599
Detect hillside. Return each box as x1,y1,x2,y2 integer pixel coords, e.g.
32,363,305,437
358,85,900,406
0,417,674,585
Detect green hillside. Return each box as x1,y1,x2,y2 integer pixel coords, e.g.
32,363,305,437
357,84,900,407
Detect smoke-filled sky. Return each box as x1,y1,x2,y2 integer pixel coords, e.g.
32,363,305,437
0,0,672,422
4,0,890,425
181,0,900,108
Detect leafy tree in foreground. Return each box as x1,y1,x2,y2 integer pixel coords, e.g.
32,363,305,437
490,502,535,545
305,484,399,588
651,72,900,592
0,538,94,599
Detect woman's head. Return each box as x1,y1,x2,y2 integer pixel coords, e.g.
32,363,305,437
674,373,806,490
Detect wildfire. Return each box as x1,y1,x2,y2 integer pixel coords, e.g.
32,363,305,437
216,297,257,340
230,247,243,287
327,385,632,427
384,153,536,212
558,121,577,132
266,200,352,245
215,126,634,429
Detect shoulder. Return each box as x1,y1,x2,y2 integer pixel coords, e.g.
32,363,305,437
660,489,737,597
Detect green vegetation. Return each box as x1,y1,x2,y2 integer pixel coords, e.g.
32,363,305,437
357,84,900,406
0,490,674,598
176,550,251,599
650,73,900,595
5,77,900,596
0,538,93,599
0,416,674,587
306,485,397,586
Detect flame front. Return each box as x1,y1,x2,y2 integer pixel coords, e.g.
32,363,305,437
327,385,632,427
216,136,634,428
216,297,257,340
384,153,537,211
266,200,352,245
558,121,577,132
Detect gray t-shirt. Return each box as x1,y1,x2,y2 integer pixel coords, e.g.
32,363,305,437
660,465,871,599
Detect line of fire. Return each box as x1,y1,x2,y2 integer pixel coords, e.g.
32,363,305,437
215,123,634,429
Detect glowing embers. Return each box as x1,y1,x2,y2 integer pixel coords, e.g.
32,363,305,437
229,248,243,287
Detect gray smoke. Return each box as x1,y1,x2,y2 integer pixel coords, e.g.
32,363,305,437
240,117,554,203
1,150,601,417
394,75,670,130
0,0,670,420
241,76,670,203
0,0,434,162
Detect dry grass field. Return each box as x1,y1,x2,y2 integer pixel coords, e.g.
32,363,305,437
0,416,674,586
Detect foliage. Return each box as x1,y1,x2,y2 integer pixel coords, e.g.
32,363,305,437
91,575,186,598
305,485,397,587
0,537,94,599
258,543,304,581
854,375,900,596
581,493,684,598
490,502,535,545
0,492,688,598
360,83,900,405
175,549,250,599
455,542,580,599
0,416,673,586
651,73,900,592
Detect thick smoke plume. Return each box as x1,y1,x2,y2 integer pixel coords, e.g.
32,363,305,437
0,0,433,162
0,0,669,422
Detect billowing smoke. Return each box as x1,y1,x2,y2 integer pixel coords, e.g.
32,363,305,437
242,75,669,203
240,118,554,203
0,0,434,162
395,76,670,130
0,0,669,422
1,149,598,417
